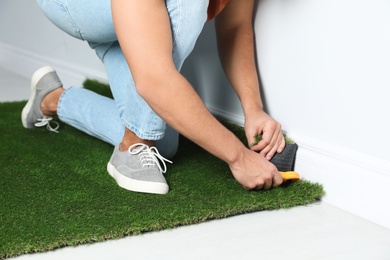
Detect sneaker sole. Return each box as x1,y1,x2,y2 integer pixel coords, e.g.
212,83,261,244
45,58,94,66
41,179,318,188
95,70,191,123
21,66,55,128
107,163,169,195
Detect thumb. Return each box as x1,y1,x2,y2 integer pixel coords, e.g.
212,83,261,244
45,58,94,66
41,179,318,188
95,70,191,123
249,133,263,151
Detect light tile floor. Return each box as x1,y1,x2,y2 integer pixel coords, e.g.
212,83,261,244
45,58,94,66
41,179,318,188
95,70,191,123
2,68,390,260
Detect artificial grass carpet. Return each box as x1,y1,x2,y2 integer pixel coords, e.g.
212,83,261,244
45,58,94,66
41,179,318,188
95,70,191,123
0,82,324,258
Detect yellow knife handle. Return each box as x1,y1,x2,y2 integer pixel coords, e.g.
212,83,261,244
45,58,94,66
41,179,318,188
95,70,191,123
280,171,300,182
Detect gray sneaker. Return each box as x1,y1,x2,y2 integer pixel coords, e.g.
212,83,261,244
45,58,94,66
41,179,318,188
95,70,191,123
107,143,172,194
21,66,62,133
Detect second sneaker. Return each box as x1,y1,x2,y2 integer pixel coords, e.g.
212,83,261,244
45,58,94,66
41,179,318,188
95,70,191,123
107,143,172,195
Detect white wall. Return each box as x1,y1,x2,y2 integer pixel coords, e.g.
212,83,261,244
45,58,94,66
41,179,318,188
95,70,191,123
0,0,106,87
1,0,390,229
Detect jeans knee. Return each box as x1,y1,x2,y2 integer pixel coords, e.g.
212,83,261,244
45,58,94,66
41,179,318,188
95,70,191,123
168,0,209,67
36,0,85,40
180,0,209,28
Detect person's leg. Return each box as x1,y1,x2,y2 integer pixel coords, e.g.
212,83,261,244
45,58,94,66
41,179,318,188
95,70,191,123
93,42,165,147
91,41,180,158
102,0,208,193
34,0,125,143
26,67,171,194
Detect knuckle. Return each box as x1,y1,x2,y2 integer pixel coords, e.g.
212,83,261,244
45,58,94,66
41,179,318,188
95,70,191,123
246,183,257,190
269,122,278,130
260,150,268,157
262,139,271,146
251,180,264,190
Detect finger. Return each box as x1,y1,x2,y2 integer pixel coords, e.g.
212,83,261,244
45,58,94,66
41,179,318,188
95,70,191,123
241,177,260,191
243,183,263,191
259,128,280,159
272,171,283,188
258,171,273,190
258,130,274,151
248,128,266,151
266,132,285,159
276,133,286,153
263,121,281,146
248,132,262,151
251,142,264,152
253,184,264,191
242,185,251,191
262,178,273,190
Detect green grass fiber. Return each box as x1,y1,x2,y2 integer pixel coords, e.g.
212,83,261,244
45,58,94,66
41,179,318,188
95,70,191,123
0,81,324,258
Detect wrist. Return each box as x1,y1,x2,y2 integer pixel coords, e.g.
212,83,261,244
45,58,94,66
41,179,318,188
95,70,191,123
243,102,264,118
225,137,247,167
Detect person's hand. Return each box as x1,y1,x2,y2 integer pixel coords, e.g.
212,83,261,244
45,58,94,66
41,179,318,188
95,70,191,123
229,148,283,190
245,110,285,160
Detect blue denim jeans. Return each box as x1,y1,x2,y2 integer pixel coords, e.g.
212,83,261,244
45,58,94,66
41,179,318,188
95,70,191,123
36,0,208,158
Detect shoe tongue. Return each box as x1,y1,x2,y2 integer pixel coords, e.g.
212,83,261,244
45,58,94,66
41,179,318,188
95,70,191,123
130,145,148,154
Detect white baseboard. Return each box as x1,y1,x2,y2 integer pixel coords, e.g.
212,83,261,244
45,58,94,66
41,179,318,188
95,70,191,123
289,131,390,229
208,105,245,126
2,42,390,229
0,42,108,88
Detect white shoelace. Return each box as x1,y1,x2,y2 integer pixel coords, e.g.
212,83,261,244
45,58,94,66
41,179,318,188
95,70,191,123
129,143,172,173
34,116,60,133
